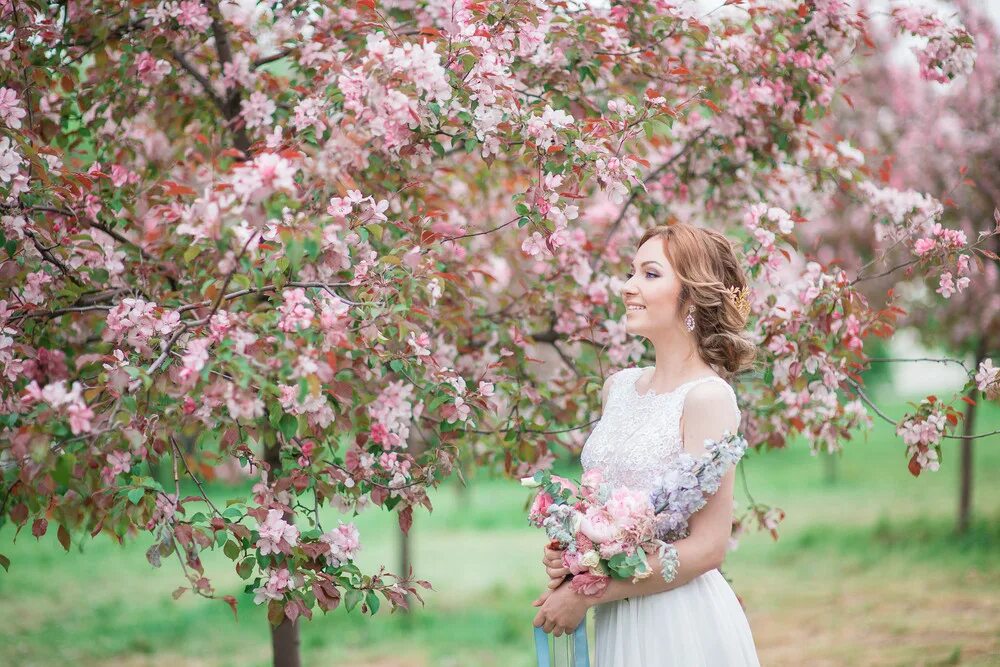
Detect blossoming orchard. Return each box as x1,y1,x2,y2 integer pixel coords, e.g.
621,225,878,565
1,0,998,663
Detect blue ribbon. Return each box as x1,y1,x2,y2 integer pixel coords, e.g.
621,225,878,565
533,618,590,667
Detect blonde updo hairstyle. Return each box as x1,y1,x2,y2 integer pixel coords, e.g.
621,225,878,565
637,223,758,379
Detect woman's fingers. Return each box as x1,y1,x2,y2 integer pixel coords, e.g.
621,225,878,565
544,565,569,578
547,576,563,590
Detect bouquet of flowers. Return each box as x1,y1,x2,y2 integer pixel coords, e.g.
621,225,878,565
524,431,748,597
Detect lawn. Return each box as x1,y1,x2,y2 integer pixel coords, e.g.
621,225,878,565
1,392,998,667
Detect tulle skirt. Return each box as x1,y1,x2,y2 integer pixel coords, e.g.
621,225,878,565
593,568,760,666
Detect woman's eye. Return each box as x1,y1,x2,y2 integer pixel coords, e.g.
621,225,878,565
646,272,657,279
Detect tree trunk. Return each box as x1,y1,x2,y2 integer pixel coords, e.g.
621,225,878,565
399,513,412,614
957,343,987,534
957,395,976,534
270,617,302,667
265,439,302,667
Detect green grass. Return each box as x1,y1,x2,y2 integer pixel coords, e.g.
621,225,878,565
1,393,998,666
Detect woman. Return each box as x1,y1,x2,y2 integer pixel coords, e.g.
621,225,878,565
531,223,761,666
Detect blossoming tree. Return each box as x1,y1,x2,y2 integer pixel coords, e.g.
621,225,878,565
1,0,997,665
808,0,1000,532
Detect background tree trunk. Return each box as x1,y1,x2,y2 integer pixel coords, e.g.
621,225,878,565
957,342,986,534
265,439,302,667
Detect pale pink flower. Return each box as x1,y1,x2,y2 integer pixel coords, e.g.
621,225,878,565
67,401,95,435
277,288,314,332
408,331,431,357
176,0,212,31
570,573,610,597
975,359,998,398
241,91,276,130
257,509,300,556
134,53,171,85
0,136,25,183
319,522,361,567
0,87,27,129
178,337,212,383
913,238,936,255
579,506,618,544
253,567,292,604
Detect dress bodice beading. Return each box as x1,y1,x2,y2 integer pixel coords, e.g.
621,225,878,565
580,367,742,492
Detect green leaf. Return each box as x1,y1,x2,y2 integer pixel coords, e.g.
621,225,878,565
344,588,363,612
365,590,380,615
279,413,298,440
215,529,229,548
127,487,146,505
237,558,254,579
222,506,244,520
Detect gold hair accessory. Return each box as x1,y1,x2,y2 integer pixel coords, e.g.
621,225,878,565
728,285,752,320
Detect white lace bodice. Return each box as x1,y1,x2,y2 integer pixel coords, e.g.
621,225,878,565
580,367,742,492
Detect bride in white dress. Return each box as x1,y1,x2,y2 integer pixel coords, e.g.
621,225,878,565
531,223,761,666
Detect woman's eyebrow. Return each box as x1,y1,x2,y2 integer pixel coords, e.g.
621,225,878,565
630,260,662,269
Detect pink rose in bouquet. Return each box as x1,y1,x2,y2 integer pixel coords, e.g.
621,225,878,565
579,505,619,544
528,491,554,527
570,572,611,597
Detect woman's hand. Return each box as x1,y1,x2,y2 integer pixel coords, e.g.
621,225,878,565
542,543,570,587
531,580,590,637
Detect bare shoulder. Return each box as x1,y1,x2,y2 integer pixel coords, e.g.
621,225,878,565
681,379,740,450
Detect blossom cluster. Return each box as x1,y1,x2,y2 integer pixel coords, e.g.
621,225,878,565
891,7,977,83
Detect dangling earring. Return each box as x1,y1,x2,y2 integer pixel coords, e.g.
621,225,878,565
684,305,696,332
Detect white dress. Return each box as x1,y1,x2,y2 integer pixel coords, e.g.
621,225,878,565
579,366,761,667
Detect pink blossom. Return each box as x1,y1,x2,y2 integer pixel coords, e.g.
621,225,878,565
0,87,27,129
231,152,296,201
67,401,95,435
134,53,171,86
176,0,212,31
0,137,24,183
105,450,132,483
408,331,431,357
178,337,212,383
521,231,546,257
319,522,361,567
975,359,998,399
277,288,314,332
21,271,52,304
225,387,265,420
913,238,936,255
443,395,471,423
935,272,969,299
241,91,276,130
253,567,293,604
256,509,300,556
292,96,326,134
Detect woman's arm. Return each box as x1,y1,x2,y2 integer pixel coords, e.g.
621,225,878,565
590,380,740,604
533,380,740,632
